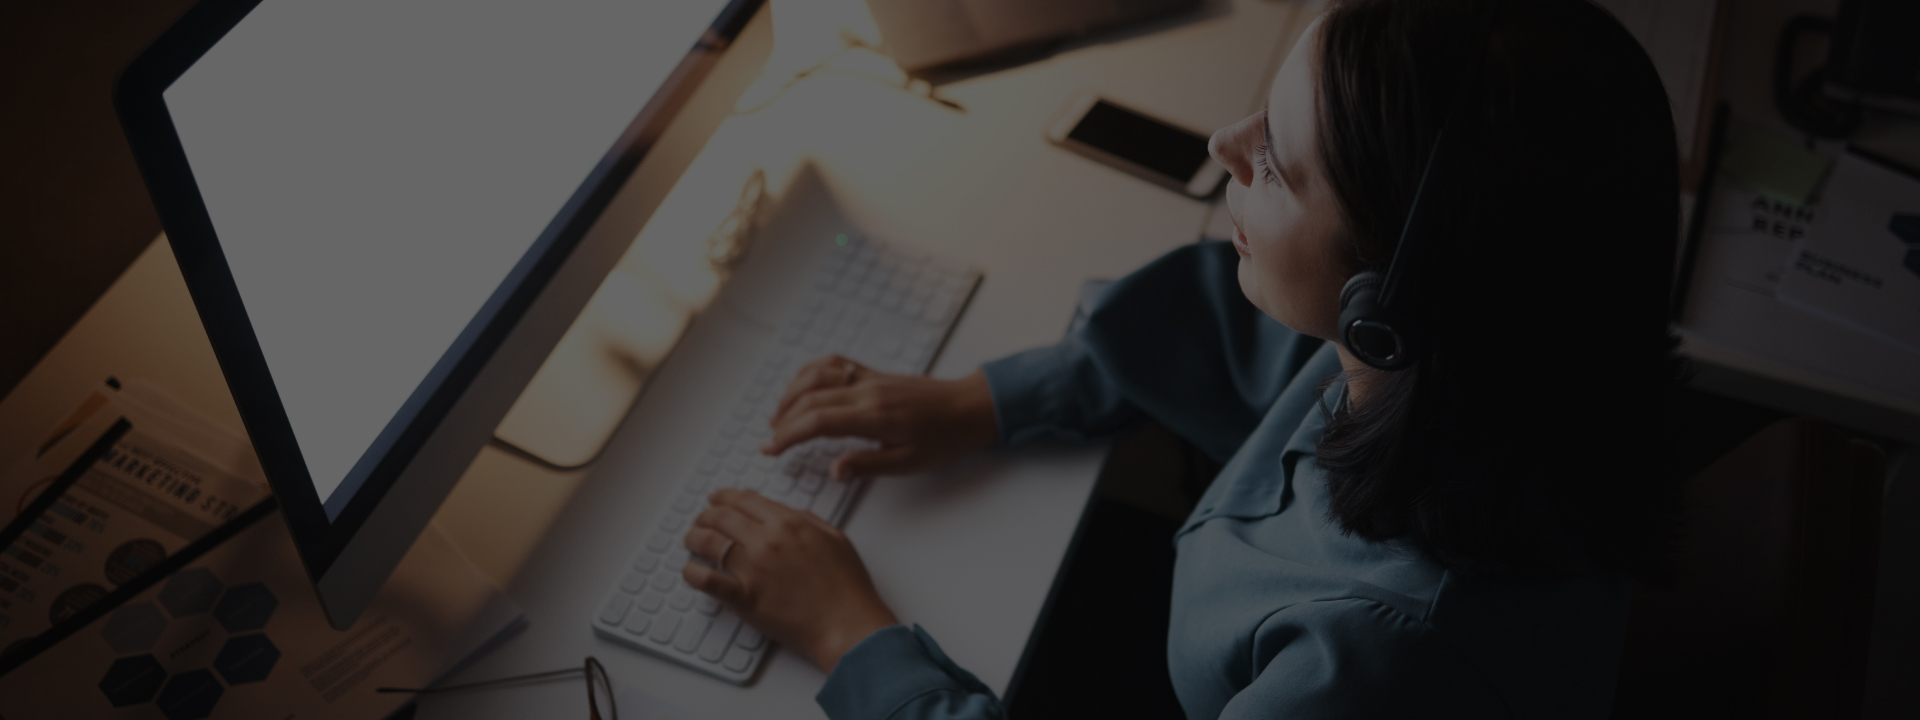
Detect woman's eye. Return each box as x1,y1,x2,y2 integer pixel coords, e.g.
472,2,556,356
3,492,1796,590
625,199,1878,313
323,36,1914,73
1252,146,1282,186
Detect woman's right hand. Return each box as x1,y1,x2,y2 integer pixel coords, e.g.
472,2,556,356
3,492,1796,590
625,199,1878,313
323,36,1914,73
762,354,997,478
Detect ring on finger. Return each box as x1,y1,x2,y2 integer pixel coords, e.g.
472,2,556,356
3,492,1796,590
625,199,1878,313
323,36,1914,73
718,539,735,571
841,362,857,386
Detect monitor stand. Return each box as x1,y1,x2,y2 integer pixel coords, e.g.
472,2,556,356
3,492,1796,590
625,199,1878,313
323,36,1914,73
492,169,769,471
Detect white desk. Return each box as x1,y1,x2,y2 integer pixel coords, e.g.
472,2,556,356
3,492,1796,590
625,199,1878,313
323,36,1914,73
0,1,1318,718
419,2,1316,717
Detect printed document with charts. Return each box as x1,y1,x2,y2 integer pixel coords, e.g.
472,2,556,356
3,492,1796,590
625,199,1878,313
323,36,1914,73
0,379,522,720
1776,153,1920,353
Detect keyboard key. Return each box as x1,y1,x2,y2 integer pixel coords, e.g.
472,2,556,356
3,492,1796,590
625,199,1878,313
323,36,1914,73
767,475,794,495
637,589,666,613
632,553,661,573
619,572,647,594
806,453,834,475
599,594,632,625
650,572,677,592
666,549,690,570
647,533,672,552
722,644,756,673
697,456,721,474
650,613,682,644
698,614,741,662
812,481,850,519
661,514,685,532
798,472,825,494
675,613,713,653
622,611,650,636
669,589,695,612
727,455,750,473
696,595,722,616
672,495,696,513
707,439,731,456
735,626,765,651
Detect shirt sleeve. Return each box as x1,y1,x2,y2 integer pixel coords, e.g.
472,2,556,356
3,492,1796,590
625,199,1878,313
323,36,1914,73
1217,598,1509,720
981,241,1325,462
816,625,1007,720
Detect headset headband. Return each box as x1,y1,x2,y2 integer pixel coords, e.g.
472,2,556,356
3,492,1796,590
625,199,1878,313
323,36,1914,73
1338,0,1503,370
1377,0,1502,311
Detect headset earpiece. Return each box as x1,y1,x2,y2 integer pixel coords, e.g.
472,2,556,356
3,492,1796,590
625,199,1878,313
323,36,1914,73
1338,271,1414,371
1339,271,1382,312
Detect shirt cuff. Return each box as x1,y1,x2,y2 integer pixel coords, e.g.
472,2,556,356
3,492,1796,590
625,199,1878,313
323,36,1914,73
980,342,1080,447
816,625,984,720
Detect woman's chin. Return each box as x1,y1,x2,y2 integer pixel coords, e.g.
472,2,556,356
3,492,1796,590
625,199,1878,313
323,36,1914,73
1235,261,1267,315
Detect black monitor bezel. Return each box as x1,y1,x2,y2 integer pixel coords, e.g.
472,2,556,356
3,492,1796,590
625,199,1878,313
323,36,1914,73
113,0,763,580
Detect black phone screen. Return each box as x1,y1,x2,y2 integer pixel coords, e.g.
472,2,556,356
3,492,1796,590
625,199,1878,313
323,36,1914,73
1068,101,1211,181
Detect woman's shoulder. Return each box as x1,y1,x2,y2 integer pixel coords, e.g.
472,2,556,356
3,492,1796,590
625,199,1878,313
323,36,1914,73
1237,570,1629,720
1234,595,1511,719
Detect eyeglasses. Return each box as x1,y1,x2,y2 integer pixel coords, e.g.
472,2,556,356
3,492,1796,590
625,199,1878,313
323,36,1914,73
378,656,617,720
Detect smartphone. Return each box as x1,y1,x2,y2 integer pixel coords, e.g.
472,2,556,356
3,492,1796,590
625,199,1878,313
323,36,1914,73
1046,92,1227,198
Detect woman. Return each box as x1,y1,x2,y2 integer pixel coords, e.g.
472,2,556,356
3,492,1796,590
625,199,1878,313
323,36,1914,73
679,0,1684,717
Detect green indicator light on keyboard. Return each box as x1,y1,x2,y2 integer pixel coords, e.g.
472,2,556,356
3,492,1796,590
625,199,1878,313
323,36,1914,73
835,234,849,246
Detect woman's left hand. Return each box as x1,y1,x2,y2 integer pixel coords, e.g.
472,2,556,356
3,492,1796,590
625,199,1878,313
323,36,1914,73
680,489,898,672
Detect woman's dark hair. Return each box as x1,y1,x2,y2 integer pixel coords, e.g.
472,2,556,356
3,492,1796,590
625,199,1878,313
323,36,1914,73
1312,0,1685,583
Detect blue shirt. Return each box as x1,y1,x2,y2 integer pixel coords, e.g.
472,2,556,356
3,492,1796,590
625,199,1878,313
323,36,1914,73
816,242,1630,720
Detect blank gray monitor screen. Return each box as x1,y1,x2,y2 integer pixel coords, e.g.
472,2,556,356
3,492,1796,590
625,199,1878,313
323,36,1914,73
162,0,732,517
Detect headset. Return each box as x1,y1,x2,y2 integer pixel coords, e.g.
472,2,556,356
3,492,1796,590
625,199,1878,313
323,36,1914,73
1337,1,1503,371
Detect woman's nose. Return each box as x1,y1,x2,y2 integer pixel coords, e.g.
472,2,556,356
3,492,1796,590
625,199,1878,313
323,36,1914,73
1208,115,1257,187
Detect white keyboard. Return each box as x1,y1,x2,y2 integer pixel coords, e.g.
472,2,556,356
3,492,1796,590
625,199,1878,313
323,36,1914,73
590,232,981,684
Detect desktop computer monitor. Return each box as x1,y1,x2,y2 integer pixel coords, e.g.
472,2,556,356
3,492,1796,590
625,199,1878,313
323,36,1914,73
114,0,764,630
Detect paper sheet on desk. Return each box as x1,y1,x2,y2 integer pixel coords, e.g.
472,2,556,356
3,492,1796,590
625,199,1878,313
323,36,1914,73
1693,179,1817,299
0,381,523,720
1776,154,1920,353
0,382,269,651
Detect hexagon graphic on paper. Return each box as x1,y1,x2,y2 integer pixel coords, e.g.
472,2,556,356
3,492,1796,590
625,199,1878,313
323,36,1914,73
213,633,280,685
101,601,168,654
212,582,277,632
159,568,224,617
105,538,166,586
155,669,224,720
99,654,168,707
50,582,108,625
